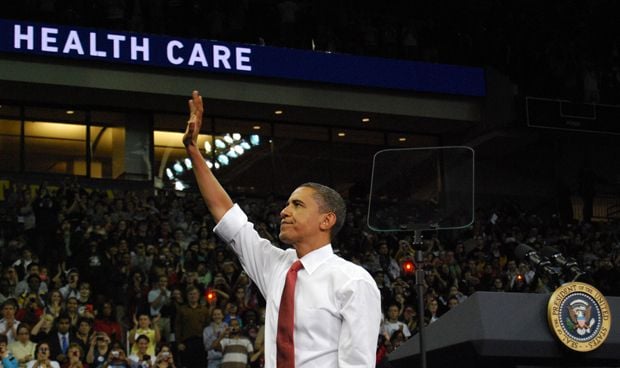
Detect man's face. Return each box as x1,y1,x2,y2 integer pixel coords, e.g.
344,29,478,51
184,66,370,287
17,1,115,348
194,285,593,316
279,186,326,245
137,338,149,353
2,305,15,319
0,342,6,354
229,319,240,335
212,309,223,323
58,318,71,333
187,290,199,303
387,306,399,320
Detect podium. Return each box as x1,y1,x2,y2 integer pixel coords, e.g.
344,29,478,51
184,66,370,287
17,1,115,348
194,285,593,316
388,292,620,368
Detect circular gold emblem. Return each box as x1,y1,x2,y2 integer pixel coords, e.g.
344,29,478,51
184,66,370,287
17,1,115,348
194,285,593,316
547,282,612,352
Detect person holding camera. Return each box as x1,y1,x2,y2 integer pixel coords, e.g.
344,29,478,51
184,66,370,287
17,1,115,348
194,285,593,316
102,348,130,368
214,318,252,368
26,342,59,368
85,333,111,368
0,334,19,368
127,335,154,368
64,343,84,368
152,346,175,368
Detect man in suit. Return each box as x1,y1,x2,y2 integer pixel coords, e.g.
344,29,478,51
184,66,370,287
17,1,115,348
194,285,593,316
47,313,77,365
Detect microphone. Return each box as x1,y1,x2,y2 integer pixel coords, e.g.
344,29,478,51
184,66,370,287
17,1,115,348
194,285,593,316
541,246,585,282
514,243,558,277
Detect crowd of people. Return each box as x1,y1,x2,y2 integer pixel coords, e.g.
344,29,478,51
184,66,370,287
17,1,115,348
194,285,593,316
0,176,619,367
3,0,620,103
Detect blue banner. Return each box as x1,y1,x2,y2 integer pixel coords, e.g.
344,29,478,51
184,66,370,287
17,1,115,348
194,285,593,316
0,19,485,96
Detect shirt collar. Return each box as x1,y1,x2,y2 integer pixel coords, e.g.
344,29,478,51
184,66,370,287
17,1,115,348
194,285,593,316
299,243,334,275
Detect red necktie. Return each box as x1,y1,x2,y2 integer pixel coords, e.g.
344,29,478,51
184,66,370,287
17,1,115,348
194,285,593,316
277,260,303,368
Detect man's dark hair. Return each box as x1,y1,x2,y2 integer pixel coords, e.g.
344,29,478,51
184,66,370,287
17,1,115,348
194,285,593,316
299,182,346,238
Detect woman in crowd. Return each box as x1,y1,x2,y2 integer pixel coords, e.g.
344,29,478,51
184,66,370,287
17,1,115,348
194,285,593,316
153,345,175,368
8,324,36,368
74,318,94,355
128,313,160,357
30,315,54,343
44,291,64,319
93,302,122,345
127,335,155,367
26,342,59,368
86,332,112,368
63,343,83,368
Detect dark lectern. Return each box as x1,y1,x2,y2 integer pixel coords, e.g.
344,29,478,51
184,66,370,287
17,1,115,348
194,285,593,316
388,292,620,368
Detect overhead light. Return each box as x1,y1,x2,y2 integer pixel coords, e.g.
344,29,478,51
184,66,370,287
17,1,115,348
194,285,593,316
66,110,75,115
206,160,213,169
174,180,186,191
166,168,174,180
250,135,260,146
337,132,346,137
226,148,238,158
233,145,244,155
215,139,226,149
173,161,184,173
184,158,192,169
204,141,212,153
232,133,241,141
223,134,234,144
217,154,229,165
274,110,283,115
214,162,221,169
398,137,407,142
361,117,370,123
252,125,261,130
240,141,251,150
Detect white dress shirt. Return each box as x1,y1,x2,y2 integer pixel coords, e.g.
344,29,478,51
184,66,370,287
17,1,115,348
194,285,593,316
214,204,381,368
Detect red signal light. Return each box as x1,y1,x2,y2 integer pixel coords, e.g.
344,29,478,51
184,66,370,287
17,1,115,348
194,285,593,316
402,260,415,275
206,289,217,302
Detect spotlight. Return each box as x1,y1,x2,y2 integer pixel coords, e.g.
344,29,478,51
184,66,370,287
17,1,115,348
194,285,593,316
232,133,241,141
223,134,234,144
174,180,185,191
250,135,260,146
240,141,251,150
217,154,229,165
166,168,174,180
173,161,184,174
226,149,238,158
204,141,212,153
184,158,192,169
233,145,244,155
215,139,226,149
206,160,213,169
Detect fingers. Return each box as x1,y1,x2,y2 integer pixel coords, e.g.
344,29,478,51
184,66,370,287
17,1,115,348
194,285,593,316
183,90,204,148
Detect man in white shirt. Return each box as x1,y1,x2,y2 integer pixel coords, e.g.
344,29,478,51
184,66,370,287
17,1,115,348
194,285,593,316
0,300,20,344
381,304,411,339
183,91,381,368
147,275,172,341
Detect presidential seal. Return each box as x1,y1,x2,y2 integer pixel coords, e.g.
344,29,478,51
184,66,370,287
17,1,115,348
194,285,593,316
547,282,612,352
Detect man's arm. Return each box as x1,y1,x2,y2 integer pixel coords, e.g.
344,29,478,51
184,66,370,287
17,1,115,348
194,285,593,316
183,91,233,223
338,278,382,367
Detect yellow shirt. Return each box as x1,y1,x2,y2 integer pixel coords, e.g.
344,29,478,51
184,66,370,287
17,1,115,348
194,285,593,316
8,340,36,368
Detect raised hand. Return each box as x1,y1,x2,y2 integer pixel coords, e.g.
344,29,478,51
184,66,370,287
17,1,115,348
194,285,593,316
183,90,204,148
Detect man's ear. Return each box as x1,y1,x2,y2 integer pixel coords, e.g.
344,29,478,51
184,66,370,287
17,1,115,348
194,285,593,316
319,212,337,231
